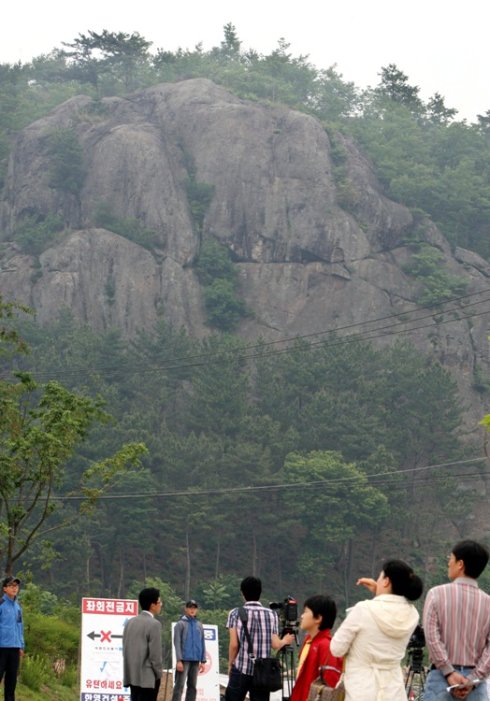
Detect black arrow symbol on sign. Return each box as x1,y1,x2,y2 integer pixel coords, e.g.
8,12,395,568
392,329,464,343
87,631,123,640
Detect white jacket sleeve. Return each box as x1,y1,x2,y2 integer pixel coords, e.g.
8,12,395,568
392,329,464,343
330,604,364,658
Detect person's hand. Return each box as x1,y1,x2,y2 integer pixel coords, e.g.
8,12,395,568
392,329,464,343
19,649,25,658
176,661,184,672
446,671,472,699
281,633,295,647
356,577,377,594
199,662,205,673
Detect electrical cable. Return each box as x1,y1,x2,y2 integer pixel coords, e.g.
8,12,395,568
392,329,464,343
13,287,490,381
43,456,487,502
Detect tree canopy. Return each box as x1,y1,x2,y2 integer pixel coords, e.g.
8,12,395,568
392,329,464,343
2,307,479,605
0,296,147,574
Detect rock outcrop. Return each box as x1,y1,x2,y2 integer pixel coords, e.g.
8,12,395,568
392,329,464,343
1,78,489,426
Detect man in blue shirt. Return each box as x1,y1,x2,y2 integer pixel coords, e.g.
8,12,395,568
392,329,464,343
0,576,24,701
171,600,207,701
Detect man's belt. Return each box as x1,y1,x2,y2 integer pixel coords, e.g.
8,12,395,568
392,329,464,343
430,665,475,671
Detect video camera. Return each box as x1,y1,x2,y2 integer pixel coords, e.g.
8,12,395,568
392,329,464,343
406,624,425,673
269,596,299,639
407,624,425,650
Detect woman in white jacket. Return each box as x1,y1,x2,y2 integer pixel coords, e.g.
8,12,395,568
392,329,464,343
330,560,423,701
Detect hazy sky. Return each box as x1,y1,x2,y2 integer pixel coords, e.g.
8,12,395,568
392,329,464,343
2,0,489,122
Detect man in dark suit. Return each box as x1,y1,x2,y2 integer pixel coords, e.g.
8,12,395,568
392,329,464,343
123,587,163,701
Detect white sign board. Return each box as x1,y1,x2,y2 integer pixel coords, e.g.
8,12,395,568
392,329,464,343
80,597,138,701
171,623,220,701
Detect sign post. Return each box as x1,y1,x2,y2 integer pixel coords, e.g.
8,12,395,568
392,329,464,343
80,597,139,701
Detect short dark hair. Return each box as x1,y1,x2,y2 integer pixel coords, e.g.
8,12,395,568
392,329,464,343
382,560,423,601
303,595,337,630
452,540,489,579
240,576,262,601
139,587,160,611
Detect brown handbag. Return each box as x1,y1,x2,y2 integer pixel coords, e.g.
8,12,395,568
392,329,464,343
307,664,345,701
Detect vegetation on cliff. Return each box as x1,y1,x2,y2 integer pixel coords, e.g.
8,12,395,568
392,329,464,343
1,25,489,259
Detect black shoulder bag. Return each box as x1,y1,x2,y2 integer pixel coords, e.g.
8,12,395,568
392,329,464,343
238,607,282,692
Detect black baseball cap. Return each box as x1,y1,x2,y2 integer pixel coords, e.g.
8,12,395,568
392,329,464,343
2,576,20,588
185,599,198,607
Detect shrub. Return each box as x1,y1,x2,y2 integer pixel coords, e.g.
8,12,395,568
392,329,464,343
24,611,80,664
46,127,85,196
19,654,52,691
14,213,64,255
21,583,59,615
196,239,249,330
402,244,468,305
195,239,236,286
204,279,247,330
185,177,215,232
60,662,78,688
93,202,160,250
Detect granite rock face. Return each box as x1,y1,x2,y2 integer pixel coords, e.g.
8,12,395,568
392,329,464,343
1,78,489,425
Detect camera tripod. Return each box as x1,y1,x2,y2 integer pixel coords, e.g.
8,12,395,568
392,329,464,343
404,647,427,701
278,642,297,701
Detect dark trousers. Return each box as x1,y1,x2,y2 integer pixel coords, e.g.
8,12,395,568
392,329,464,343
171,661,200,701
225,666,270,701
129,678,161,701
0,648,21,701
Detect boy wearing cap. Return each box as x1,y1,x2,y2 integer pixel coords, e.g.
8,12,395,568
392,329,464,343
0,576,24,701
171,600,207,701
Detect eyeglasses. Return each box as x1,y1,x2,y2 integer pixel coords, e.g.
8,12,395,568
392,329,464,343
4,583,19,588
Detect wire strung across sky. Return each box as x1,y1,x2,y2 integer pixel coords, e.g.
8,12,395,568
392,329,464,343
46,456,488,502
17,286,490,382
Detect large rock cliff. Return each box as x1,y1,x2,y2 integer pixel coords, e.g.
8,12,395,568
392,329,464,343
1,78,489,425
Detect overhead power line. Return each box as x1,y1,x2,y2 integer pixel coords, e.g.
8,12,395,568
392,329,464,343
48,456,487,502
17,286,490,382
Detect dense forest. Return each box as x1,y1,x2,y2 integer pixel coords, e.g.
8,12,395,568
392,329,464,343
2,300,489,608
1,25,490,614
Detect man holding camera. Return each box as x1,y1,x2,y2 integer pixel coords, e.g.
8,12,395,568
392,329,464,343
225,576,294,701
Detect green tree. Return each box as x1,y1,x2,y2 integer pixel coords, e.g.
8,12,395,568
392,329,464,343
0,372,146,573
375,64,422,113
203,280,247,331
402,244,468,306
87,30,152,91
61,33,104,93
281,450,389,602
0,294,30,357
476,110,490,133
62,30,152,93
425,92,458,125
186,335,249,437
196,239,248,330
311,66,359,122
219,23,242,60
